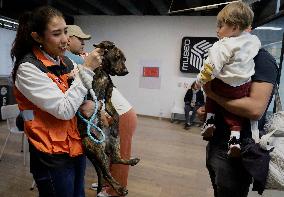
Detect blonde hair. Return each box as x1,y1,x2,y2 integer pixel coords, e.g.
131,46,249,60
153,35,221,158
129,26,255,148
217,1,254,31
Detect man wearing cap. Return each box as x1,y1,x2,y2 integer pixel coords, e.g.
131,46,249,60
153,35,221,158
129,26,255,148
66,25,91,65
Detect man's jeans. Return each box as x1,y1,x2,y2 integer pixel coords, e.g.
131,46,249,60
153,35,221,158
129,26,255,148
206,143,251,197
32,155,86,197
184,104,198,125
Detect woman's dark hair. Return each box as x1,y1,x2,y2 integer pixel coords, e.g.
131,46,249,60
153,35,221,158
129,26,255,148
10,6,63,82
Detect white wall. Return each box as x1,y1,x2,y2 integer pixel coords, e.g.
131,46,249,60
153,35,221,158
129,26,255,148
0,28,16,75
75,16,216,118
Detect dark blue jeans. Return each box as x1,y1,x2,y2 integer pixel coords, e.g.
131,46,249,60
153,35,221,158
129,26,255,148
32,155,86,197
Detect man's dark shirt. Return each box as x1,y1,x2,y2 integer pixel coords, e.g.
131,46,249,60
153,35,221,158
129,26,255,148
210,48,278,146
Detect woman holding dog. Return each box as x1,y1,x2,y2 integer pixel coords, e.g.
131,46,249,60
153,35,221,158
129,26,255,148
11,6,103,197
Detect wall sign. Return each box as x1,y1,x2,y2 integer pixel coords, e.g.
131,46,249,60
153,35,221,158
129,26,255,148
143,67,159,77
180,37,218,73
139,60,161,89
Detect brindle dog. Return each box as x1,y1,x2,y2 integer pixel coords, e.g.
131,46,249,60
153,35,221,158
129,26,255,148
77,41,140,196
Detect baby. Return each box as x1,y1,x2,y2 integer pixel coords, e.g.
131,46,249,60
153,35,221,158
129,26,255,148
196,2,261,157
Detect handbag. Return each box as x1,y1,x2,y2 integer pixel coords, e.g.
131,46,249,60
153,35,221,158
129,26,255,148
257,85,284,190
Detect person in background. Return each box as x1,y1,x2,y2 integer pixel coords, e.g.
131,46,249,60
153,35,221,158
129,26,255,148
11,6,102,197
65,25,137,197
184,81,204,129
65,25,91,65
195,2,261,156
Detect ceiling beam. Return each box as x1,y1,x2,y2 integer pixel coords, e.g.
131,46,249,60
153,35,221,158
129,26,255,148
85,0,117,15
117,0,143,15
185,0,201,8
149,0,168,15
56,0,90,15
185,0,202,15
243,0,262,4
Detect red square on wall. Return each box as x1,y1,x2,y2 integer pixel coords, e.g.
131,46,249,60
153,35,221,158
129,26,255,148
143,67,159,77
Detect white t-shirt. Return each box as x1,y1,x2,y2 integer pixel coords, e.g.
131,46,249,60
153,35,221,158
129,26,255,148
111,88,132,115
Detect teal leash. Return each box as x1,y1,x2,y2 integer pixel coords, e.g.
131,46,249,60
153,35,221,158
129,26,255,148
78,89,105,144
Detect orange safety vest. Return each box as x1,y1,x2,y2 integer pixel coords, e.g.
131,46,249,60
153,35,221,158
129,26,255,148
14,47,83,157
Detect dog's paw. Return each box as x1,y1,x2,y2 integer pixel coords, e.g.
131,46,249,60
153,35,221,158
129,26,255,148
130,157,140,166
118,187,128,196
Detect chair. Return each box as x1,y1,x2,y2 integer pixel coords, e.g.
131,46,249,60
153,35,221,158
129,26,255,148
170,100,186,122
0,104,27,166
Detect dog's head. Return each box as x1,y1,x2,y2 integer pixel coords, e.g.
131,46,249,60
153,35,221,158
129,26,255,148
93,41,128,76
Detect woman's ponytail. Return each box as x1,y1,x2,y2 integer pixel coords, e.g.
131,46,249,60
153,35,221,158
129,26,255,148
11,11,35,82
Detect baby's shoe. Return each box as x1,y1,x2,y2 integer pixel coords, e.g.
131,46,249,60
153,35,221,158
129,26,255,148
201,116,215,138
228,136,241,157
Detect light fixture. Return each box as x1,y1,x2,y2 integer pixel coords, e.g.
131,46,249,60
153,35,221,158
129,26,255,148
168,0,263,15
168,1,239,14
255,26,283,30
0,16,18,31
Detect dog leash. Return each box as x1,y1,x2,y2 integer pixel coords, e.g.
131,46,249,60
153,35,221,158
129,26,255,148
77,65,106,144
77,89,106,144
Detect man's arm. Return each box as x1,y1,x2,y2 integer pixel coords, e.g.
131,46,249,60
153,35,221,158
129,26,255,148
184,89,192,103
203,81,273,120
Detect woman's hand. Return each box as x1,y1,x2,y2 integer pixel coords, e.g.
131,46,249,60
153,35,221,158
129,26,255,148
79,100,95,118
83,48,104,70
68,67,79,79
197,106,206,122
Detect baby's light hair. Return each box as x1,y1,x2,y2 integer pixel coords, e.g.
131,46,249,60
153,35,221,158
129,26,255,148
217,1,254,31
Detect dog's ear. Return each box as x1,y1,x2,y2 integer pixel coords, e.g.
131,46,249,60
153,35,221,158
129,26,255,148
93,41,115,50
115,48,126,60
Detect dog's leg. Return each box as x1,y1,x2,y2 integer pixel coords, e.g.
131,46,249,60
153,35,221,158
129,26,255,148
87,155,104,194
105,100,140,166
83,137,128,196
109,134,140,166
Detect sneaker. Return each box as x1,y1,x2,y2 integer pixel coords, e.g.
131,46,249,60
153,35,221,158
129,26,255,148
200,116,215,138
184,123,191,129
228,136,241,157
91,182,98,190
91,182,108,191
97,191,111,197
97,190,119,197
